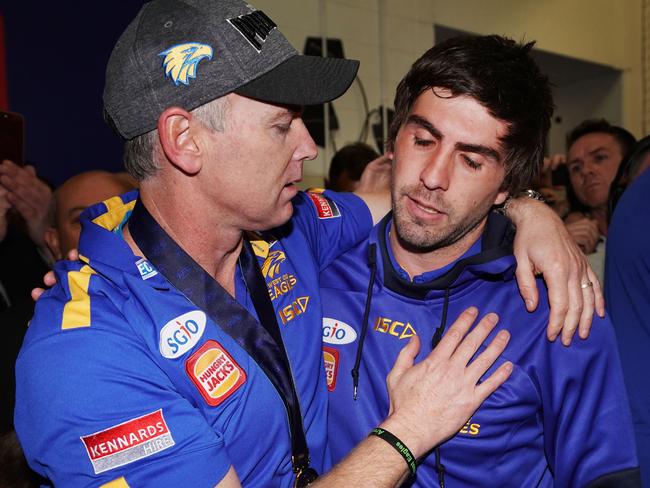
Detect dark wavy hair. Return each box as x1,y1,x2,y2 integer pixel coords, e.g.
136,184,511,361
387,35,554,194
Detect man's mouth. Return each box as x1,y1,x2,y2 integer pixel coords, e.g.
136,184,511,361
409,195,445,215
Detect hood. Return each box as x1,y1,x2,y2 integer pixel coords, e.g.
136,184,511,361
374,211,517,300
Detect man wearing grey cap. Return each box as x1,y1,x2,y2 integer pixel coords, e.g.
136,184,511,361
14,1,600,487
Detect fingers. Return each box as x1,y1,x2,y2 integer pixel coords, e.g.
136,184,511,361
560,252,586,346
565,220,598,254
5,190,37,220
430,307,479,359
0,159,21,175
0,161,50,205
513,256,539,311
544,261,570,341
577,270,596,340
467,328,510,380
454,313,501,365
589,266,605,318
67,248,80,261
30,287,45,302
475,360,513,401
43,270,57,287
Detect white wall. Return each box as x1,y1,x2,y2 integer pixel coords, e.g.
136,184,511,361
254,0,643,186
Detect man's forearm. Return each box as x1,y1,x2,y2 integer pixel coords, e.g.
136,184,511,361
313,424,417,487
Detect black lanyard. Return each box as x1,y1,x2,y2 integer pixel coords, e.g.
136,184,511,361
128,198,318,487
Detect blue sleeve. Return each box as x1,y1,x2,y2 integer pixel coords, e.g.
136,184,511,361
290,190,373,270
531,316,639,487
14,296,231,488
605,168,650,487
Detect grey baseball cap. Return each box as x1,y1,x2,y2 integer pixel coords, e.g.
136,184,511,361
104,0,360,140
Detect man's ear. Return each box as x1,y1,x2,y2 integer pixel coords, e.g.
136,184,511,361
44,227,62,261
494,190,509,206
157,107,203,175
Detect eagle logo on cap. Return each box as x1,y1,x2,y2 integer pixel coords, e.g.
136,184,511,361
159,43,213,86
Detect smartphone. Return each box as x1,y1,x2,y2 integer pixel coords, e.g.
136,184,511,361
0,110,25,165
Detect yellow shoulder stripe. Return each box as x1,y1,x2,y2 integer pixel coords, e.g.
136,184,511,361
100,477,130,488
61,265,97,330
92,196,136,232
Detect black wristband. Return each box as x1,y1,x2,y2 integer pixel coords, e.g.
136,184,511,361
369,427,417,476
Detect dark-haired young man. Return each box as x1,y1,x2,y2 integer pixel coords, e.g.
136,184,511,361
322,36,639,487
564,119,636,282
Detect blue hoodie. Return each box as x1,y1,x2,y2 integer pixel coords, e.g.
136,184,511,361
321,212,639,487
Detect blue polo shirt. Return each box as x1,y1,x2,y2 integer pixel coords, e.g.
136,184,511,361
15,189,372,487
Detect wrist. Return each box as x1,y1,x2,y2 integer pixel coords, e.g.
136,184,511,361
378,415,428,459
369,427,417,476
499,189,546,225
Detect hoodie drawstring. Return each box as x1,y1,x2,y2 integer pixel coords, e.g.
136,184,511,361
352,242,450,487
432,287,450,487
351,243,377,401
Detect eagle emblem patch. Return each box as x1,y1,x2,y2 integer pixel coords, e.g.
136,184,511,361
159,42,213,86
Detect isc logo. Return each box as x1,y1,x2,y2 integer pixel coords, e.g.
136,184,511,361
322,318,357,345
159,310,207,359
278,296,310,325
374,316,417,340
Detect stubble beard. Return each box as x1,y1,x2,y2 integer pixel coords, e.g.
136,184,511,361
391,185,492,254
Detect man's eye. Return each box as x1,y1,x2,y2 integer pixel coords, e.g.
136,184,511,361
568,163,581,174
414,137,433,147
594,153,608,163
463,155,482,170
275,124,291,134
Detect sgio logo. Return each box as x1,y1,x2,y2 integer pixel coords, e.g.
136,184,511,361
159,310,207,358
322,318,357,345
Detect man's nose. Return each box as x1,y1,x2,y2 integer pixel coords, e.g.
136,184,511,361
420,151,451,191
294,118,318,162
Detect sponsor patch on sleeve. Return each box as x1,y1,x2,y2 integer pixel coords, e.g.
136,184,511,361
323,346,340,392
185,340,247,406
159,310,207,359
307,192,341,219
135,258,158,280
80,409,175,474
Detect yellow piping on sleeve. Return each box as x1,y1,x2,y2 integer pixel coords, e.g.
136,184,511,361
100,477,130,488
61,265,97,330
92,197,136,232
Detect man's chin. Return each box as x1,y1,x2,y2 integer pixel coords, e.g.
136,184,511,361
254,202,294,232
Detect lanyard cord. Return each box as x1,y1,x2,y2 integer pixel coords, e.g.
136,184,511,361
128,198,317,485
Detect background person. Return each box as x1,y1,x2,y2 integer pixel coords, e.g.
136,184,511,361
606,167,650,487
43,170,136,260
564,119,636,283
325,142,380,192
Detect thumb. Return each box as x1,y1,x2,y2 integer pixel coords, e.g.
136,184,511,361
389,334,420,382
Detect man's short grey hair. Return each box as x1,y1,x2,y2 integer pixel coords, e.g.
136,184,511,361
123,97,230,181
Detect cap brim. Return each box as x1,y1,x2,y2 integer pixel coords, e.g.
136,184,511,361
236,55,359,106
